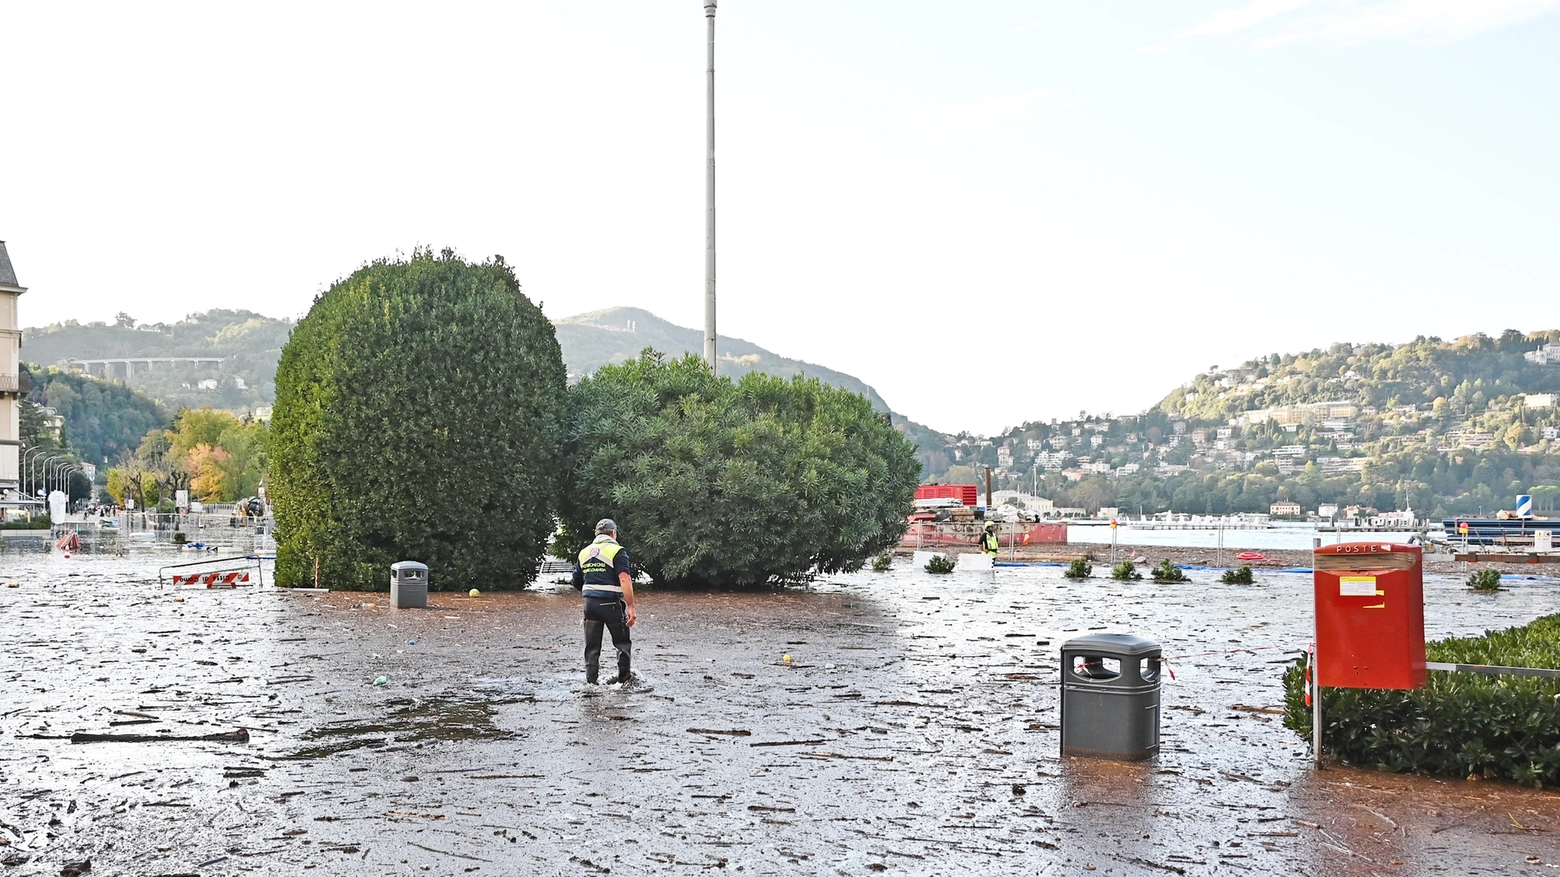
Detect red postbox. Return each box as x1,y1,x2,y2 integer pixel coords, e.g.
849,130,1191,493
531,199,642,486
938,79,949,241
1313,542,1426,689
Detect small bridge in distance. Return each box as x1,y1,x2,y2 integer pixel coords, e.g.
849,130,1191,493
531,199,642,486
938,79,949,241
67,357,224,379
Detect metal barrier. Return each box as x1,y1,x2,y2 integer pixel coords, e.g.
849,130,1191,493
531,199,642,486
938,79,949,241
159,555,267,588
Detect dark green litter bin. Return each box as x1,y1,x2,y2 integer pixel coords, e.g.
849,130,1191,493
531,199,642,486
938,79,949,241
1059,633,1162,761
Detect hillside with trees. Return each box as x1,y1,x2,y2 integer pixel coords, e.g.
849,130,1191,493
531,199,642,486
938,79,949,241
958,331,1560,521
555,308,951,476
20,363,169,464
1160,330,1560,423
22,310,293,412
27,306,953,477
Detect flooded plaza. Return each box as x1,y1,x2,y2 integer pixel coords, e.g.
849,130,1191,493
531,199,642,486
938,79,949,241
3,547,1559,876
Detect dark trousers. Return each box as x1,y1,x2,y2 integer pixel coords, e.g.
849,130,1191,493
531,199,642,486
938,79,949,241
583,597,631,684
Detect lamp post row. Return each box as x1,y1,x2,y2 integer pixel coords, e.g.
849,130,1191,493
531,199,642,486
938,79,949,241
19,446,82,506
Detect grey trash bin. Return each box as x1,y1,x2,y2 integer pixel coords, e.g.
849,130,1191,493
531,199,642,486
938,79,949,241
1059,633,1162,761
390,561,429,609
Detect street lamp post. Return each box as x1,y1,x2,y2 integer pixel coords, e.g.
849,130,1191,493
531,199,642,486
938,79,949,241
21,447,45,496
43,456,65,499
703,0,718,374
59,464,79,514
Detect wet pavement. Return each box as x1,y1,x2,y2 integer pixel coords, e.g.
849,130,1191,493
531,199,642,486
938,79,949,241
3,548,1559,876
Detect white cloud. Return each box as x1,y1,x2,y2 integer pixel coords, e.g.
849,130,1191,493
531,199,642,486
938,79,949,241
1185,0,1560,46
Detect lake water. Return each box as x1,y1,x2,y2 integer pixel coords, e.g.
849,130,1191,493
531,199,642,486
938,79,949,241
1066,522,1424,552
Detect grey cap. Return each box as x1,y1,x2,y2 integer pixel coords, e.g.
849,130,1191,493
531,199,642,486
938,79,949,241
595,518,618,535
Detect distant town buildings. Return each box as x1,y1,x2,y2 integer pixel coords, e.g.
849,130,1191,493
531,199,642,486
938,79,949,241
1231,401,1360,428
1269,501,1302,517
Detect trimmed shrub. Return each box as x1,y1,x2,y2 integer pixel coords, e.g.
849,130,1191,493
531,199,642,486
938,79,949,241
1064,558,1092,579
1151,559,1186,583
1,516,51,530
1221,565,1254,584
925,554,956,574
1111,561,1142,581
558,351,920,587
1467,568,1503,591
269,248,567,591
1283,614,1560,786
872,553,893,572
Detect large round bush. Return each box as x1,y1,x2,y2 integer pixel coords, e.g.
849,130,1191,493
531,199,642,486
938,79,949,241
269,248,567,590
559,351,920,586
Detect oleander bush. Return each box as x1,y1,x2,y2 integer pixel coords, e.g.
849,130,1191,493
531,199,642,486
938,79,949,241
1151,559,1186,583
1283,614,1560,787
558,351,920,587
924,554,956,574
1221,565,1254,584
1111,561,1142,581
1064,558,1092,579
1467,568,1503,591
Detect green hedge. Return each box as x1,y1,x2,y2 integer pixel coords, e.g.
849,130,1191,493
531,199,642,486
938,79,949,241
1284,614,1560,786
0,516,51,530
269,249,567,591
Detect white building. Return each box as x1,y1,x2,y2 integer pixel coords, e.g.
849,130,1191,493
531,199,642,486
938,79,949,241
1525,343,1560,365
991,490,1055,514
0,242,25,504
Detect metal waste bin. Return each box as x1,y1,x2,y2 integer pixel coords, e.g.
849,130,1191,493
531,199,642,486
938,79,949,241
1060,633,1162,760
390,561,429,609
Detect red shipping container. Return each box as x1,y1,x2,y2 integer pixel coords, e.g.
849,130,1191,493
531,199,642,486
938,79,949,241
1313,542,1427,689
914,485,979,506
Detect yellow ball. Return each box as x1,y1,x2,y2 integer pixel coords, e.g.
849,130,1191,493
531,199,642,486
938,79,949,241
469,588,481,598
782,654,791,662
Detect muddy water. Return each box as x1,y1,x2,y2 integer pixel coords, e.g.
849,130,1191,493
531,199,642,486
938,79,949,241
3,550,1559,876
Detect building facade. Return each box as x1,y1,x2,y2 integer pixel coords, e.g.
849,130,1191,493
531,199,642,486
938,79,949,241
0,242,26,500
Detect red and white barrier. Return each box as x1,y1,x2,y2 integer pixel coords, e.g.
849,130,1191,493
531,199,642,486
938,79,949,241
172,571,252,588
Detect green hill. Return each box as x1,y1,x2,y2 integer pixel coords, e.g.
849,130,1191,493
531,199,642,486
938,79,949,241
555,307,950,475
22,310,293,412
25,307,954,477
1159,330,1560,422
963,330,1560,519
557,307,891,407
19,364,169,464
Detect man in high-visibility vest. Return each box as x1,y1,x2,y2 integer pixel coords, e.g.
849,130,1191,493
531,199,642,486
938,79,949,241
572,518,638,684
978,523,1000,558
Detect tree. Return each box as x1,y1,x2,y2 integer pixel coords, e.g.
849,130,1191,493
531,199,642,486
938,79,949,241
558,351,921,587
268,248,568,591
941,464,978,486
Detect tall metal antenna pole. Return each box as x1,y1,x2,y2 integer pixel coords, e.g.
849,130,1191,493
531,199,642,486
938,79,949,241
703,0,718,374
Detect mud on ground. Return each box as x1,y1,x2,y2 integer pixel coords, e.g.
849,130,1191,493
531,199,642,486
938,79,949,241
2,553,1559,876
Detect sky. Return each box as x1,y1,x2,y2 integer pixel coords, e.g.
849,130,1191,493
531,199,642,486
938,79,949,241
4,0,1558,435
